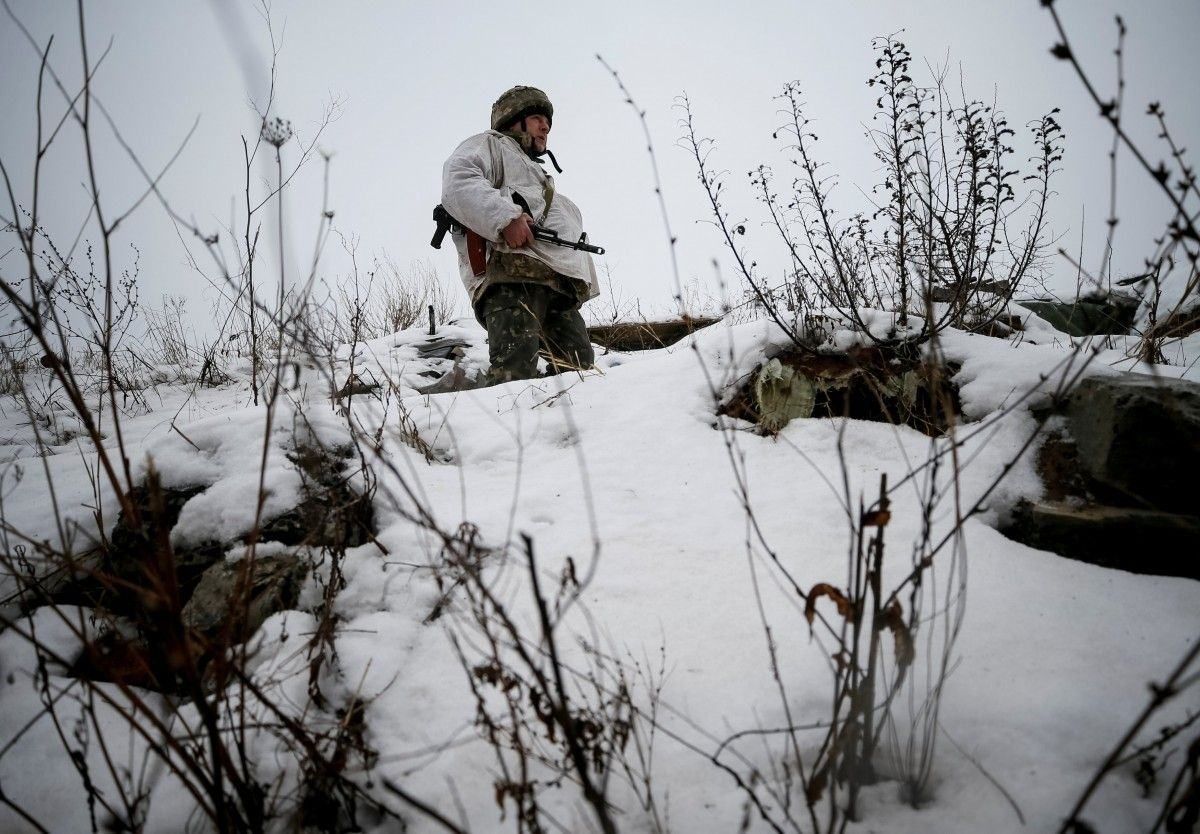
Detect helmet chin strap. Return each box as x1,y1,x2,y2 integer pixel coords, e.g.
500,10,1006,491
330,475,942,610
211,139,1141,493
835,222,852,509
541,148,563,174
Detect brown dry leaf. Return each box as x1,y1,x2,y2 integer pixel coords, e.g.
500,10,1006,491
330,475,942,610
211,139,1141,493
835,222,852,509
806,765,829,806
804,583,853,625
832,649,852,671
880,600,915,667
861,508,892,527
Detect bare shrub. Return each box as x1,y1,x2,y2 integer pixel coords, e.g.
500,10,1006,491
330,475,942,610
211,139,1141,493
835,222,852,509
296,249,459,361
142,295,197,370
682,35,1063,349
433,527,661,833
594,47,1112,833
671,42,1065,823
0,3,434,830
0,338,39,397
1043,8,1199,366
371,255,458,336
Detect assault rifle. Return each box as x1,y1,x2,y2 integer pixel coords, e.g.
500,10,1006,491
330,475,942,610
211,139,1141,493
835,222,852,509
525,222,605,255
511,192,606,254
430,195,605,256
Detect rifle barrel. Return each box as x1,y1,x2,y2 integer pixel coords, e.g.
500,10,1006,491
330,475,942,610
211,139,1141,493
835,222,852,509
530,225,605,255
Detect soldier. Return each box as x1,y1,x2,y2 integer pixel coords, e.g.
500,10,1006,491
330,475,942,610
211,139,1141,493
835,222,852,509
440,86,600,383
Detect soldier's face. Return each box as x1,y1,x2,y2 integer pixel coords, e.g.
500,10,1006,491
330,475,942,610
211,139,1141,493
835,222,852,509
523,114,551,153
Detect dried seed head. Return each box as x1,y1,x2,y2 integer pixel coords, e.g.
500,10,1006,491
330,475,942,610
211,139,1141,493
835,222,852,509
260,116,294,148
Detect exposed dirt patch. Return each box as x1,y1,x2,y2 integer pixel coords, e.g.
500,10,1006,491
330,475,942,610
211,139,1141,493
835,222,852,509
45,441,376,692
69,626,193,692
719,345,961,436
263,443,375,550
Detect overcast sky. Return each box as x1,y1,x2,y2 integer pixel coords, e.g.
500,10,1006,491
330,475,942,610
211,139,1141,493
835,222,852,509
2,1,1198,332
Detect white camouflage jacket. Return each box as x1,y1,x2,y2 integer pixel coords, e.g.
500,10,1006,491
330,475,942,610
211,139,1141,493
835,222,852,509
440,130,600,304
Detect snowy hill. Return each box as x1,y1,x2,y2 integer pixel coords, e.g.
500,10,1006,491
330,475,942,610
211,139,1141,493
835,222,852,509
0,317,1197,833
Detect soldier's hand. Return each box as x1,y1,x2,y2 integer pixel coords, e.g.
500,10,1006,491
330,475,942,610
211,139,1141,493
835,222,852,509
502,213,535,248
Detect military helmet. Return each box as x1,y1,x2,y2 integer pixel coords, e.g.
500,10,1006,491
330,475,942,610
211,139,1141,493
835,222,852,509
490,86,554,131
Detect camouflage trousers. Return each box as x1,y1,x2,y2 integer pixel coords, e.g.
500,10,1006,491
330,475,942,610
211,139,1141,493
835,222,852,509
475,282,594,383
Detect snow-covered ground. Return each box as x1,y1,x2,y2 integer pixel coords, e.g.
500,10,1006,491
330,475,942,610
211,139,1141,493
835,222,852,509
0,317,1197,833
